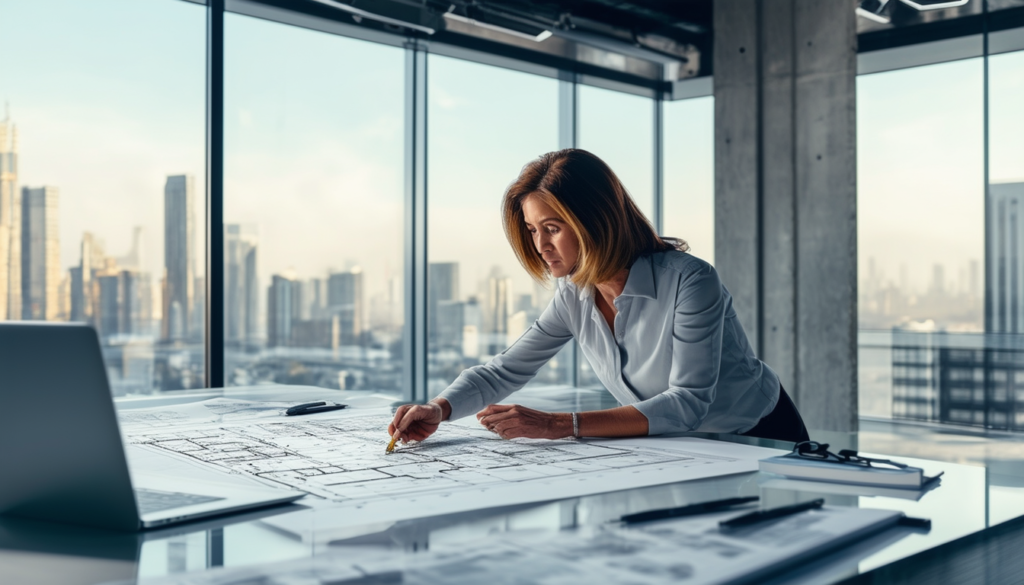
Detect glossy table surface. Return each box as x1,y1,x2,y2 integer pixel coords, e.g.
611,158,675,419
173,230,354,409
2,384,1023,585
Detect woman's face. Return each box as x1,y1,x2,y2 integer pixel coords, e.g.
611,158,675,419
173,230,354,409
522,194,579,279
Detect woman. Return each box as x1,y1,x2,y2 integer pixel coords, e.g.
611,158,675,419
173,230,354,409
389,149,809,444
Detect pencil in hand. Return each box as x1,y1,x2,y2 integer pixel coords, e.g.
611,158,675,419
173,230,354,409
386,433,399,454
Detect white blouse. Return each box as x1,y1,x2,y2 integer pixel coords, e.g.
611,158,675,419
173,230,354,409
437,250,781,435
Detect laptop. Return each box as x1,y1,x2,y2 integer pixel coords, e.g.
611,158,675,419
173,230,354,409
0,322,304,531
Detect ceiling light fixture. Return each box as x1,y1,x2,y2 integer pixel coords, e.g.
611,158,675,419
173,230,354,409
443,12,552,42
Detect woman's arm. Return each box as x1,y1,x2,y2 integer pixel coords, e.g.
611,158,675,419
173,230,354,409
477,403,648,439
437,292,574,422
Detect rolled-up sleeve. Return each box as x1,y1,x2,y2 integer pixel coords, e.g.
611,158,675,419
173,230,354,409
631,264,726,435
437,292,574,421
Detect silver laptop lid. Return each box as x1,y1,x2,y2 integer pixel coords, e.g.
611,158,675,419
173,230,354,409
0,322,141,531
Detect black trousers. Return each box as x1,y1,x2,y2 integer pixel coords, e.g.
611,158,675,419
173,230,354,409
740,384,810,444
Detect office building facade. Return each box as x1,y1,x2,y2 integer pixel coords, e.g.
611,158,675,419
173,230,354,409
988,182,1024,334
428,262,459,345
225,224,259,347
0,114,20,320
327,269,364,346
891,330,1024,431
163,174,195,341
20,186,60,321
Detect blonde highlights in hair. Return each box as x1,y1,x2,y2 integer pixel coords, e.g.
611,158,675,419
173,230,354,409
502,149,686,289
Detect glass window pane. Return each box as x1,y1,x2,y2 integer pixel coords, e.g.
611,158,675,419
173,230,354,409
1,0,207,395
857,59,984,423
858,59,984,332
662,96,714,264
578,86,655,219
224,14,405,395
426,56,565,398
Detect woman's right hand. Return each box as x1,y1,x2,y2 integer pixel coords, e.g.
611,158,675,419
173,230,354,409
388,398,451,443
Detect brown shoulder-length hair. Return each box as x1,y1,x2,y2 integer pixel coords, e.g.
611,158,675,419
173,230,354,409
503,149,687,289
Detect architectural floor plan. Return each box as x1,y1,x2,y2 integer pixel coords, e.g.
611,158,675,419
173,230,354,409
127,411,736,502
121,400,782,540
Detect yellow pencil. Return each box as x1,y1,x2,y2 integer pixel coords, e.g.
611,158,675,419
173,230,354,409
386,433,399,454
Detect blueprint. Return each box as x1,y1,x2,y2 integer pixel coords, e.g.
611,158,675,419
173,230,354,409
124,505,906,585
128,412,740,502
118,398,296,430
120,401,783,541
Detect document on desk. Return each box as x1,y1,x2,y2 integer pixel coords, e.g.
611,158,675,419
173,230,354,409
124,505,906,585
120,403,784,541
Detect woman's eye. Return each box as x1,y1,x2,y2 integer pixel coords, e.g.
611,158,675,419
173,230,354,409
547,227,559,235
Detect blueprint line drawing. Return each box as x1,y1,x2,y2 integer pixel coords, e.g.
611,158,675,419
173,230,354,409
127,413,736,502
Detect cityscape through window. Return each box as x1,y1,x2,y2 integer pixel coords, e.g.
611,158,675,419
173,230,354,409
223,13,405,395
425,55,568,397
0,0,207,395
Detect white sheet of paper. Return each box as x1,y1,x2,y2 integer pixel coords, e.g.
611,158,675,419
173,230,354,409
120,405,784,542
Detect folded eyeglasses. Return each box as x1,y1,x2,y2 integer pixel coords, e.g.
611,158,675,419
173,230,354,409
792,441,909,471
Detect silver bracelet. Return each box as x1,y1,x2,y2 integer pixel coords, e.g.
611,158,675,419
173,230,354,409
571,412,579,438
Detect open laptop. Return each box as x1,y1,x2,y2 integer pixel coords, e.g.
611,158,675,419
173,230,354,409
0,322,304,531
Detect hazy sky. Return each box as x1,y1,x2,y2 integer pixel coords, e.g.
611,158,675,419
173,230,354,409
3,0,1022,322
858,53,1024,303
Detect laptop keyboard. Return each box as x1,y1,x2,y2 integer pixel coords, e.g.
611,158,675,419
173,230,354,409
135,488,224,514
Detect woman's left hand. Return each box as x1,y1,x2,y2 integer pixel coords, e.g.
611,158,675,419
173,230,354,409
476,404,572,440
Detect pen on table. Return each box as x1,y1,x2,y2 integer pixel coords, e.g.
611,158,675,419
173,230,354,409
284,402,347,416
619,496,760,524
386,433,400,454
718,498,825,531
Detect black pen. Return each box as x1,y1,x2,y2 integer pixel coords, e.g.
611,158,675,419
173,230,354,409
285,401,347,416
718,498,825,531
620,496,759,524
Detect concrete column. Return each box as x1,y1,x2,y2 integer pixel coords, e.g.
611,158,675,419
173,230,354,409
713,0,858,433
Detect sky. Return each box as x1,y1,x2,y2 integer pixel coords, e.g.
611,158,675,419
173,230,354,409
2,0,1022,324
858,53,1024,312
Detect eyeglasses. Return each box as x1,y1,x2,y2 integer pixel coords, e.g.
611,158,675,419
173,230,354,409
792,441,909,471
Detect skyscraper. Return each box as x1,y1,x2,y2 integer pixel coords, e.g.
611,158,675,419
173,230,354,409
225,224,259,347
20,186,60,320
428,262,459,345
987,182,1024,333
163,174,195,341
485,267,513,354
327,268,364,346
267,274,297,348
0,110,21,320
70,233,100,323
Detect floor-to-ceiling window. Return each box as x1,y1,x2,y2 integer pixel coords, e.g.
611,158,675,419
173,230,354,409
0,0,207,395
578,86,656,221
425,55,566,398
223,12,405,394
662,96,715,264
857,45,1024,430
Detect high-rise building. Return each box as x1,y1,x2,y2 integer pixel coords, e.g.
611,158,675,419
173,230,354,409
327,268,364,346
70,233,101,323
225,224,259,347
95,273,122,338
267,274,297,348
0,112,21,320
428,262,459,344
484,267,513,354
21,186,60,320
987,182,1024,333
163,174,195,341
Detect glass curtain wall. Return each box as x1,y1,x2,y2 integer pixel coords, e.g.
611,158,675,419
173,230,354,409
223,13,405,394
858,46,1024,430
662,96,715,264
578,86,656,220
425,55,568,398
0,0,207,395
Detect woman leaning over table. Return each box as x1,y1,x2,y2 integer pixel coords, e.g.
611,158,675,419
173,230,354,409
388,148,810,445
